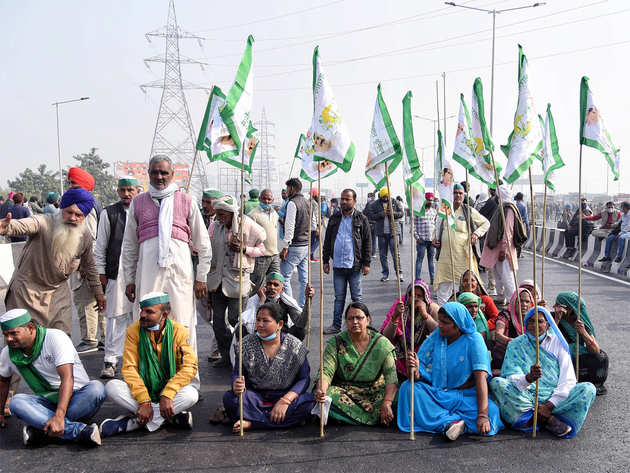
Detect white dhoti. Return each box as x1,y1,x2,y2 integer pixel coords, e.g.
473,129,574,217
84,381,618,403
105,379,198,432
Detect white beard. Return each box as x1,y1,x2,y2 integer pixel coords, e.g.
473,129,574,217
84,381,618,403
51,214,84,260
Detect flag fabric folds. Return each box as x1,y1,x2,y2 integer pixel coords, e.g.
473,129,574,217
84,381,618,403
305,46,355,172
541,104,565,192
580,76,620,180
436,130,455,229
471,77,495,167
401,90,426,216
297,133,337,182
501,45,543,184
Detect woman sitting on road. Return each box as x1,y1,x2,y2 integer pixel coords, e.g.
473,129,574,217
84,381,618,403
220,303,315,433
520,279,546,307
458,270,499,330
314,302,398,426
380,279,439,380
457,292,490,342
397,302,503,440
554,292,608,395
492,288,533,370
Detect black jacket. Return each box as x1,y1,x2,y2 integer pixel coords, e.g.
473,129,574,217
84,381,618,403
363,197,403,236
322,209,371,270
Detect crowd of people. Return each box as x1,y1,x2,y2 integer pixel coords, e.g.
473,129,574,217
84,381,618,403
0,156,608,448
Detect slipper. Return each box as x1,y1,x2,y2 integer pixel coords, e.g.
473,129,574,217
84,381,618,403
209,407,232,425
323,326,340,335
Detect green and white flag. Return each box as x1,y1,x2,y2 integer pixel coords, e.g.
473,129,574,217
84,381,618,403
541,104,565,191
365,84,401,189
403,153,426,217
216,122,259,174
501,45,543,184
297,132,337,182
220,35,254,153
304,46,355,172
402,91,422,177
196,86,241,162
436,130,455,229
471,77,496,168
452,93,496,187
580,76,620,180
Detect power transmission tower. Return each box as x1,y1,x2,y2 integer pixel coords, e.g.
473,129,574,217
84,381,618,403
252,107,278,190
141,0,209,196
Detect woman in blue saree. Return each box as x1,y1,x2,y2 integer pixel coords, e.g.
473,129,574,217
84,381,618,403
489,306,596,438
397,302,503,440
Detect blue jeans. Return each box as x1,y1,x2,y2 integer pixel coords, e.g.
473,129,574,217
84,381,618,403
377,234,401,278
9,380,105,440
415,240,435,283
280,245,309,307
310,232,320,259
332,268,363,329
605,232,630,258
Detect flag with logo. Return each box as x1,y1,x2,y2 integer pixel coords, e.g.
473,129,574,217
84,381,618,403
196,86,238,162
540,104,565,191
580,76,620,180
436,130,455,229
304,46,355,172
471,78,498,170
401,91,425,216
365,84,402,189
296,132,337,182
501,45,543,184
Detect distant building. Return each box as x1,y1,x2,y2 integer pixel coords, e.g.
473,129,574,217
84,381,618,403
115,161,189,191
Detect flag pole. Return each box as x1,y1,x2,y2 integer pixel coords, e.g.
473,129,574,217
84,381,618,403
318,168,325,438
238,144,245,437
541,183,548,299
288,156,297,180
528,167,540,438
466,170,473,274
306,181,313,348
576,144,583,377
185,149,199,193
408,182,415,441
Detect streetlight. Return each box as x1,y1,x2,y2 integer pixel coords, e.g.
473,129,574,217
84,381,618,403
52,96,90,195
444,2,545,133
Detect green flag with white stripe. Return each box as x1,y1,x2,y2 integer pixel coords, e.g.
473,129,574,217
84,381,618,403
436,130,455,229
296,133,337,182
541,104,565,191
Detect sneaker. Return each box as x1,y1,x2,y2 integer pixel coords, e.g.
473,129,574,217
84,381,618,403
444,420,466,441
22,426,46,446
380,276,389,282
207,351,221,362
545,416,571,437
323,326,341,335
310,258,319,263
598,256,611,262
78,423,101,446
75,341,98,354
100,362,116,379
99,416,138,438
614,257,623,263
171,411,193,430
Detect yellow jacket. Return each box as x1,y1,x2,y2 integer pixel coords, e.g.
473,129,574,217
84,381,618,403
122,320,198,403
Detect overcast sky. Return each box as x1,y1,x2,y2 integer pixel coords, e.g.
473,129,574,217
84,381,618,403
2,0,628,201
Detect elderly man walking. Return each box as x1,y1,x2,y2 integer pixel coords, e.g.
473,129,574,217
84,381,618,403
121,155,211,388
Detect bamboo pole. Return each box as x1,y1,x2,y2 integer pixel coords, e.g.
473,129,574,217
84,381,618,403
528,167,540,438
318,169,325,438
466,170,473,274
409,182,416,441
238,145,245,437
185,149,199,193
306,182,313,348
576,145,583,377
541,184,548,299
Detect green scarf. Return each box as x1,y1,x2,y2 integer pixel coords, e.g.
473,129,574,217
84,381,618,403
138,318,176,403
9,326,59,403
457,292,489,337
556,291,595,355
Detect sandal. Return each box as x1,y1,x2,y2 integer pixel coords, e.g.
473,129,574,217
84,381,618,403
209,407,231,425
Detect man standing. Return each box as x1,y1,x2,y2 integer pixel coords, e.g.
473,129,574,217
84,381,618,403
514,192,529,259
414,192,437,284
309,188,321,263
279,178,310,307
99,292,198,437
6,193,31,242
322,189,371,334
564,198,593,257
432,184,490,305
122,155,211,388
43,192,60,215
248,188,281,293
0,188,105,333
94,177,139,379
244,189,260,215
0,309,105,446
207,195,265,368
201,189,223,228
364,188,403,282
363,192,377,257
599,201,630,263
478,186,499,292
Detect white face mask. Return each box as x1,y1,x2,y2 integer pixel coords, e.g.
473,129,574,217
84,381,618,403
607,208,615,213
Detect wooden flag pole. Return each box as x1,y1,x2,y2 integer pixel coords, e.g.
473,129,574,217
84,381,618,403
185,149,199,194
528,167,540,438
541,184,548,300
576,144,583,377
238,144,245,437
288,156,297,180
409,182,416,441
306,182,313,348
318,169,325,438
466,170,473,274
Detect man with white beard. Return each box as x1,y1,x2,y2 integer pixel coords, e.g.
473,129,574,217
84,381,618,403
0,188,106,333
121,155,211,389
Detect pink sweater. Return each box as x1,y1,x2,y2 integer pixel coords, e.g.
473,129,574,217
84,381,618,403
134,191,192,244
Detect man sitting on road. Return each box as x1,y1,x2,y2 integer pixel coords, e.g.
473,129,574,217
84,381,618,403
100,292,198,437
0,309,105,447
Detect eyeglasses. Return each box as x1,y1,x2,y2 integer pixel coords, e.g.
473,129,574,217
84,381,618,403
346,316,366,322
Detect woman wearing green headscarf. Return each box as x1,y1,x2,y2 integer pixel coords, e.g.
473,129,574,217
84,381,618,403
553,292,608,395
457,292,490,342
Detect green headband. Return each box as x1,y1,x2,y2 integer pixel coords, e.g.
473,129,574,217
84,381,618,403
453,183,465,191
0,311,32,331
457,292,481,306
118,178,139,187
203,189,223,199
139,294,170,308
266,272,285,283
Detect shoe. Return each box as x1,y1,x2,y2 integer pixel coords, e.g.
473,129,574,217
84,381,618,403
171,411,193,430
211,358,231,369
75,341,98,354
100,362,116,379
97,341,105,351
444,420,466,441
99,415,138,438
598,257,611,262
207,351,221,362
399,275,404,282
78,423,102,446
323,326,341,335
22,426,46,446
614,257,622,263
310,258,319,263
380,276,389,282
595,384,608,396
545,416,571,437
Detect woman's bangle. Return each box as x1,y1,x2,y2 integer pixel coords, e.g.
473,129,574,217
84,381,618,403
382,398,394,404
586,337,597,347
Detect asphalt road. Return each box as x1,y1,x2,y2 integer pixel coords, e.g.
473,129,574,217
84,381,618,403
0,237,628,473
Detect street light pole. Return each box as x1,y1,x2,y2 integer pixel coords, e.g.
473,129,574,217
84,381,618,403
52,96,90,195
444,2,545,133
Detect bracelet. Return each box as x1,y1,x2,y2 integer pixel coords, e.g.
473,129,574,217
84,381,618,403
586,338,597,347
382,398,394,404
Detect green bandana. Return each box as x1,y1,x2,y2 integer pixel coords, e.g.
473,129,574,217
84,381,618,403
9,326,59,403
265,272,285,283
457,292,489,336
138,318,176,403
118,177,139,187
203,189,223,199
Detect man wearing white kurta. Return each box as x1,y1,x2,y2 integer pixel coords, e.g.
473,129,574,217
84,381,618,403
94,177,139,379
121,156,211,390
